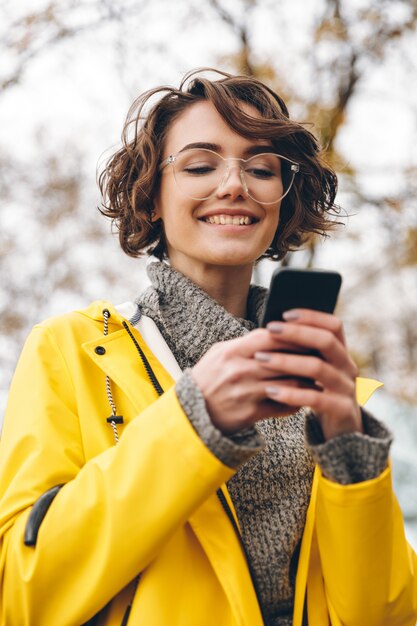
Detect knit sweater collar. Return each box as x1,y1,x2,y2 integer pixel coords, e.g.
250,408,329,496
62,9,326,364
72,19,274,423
136,261,267,370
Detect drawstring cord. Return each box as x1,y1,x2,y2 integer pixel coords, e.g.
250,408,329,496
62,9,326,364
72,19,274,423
102,308,164,446
103,309,122,444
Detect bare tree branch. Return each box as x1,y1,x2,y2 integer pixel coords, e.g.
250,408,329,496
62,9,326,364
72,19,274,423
209,0,256,75
0,1,146,93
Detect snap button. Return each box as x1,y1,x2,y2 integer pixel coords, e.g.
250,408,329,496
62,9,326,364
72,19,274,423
95,346,106,355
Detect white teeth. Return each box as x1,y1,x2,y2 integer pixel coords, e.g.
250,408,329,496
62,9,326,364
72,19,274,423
204,214,253,225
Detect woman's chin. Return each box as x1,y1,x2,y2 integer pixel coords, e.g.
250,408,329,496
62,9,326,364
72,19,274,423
209,247,266,267
202,254,258,269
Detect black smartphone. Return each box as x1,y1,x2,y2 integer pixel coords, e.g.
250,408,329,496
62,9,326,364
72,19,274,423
260,268,342,377
261,267,342,327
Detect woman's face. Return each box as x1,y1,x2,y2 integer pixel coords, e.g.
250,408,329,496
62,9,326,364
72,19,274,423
153,100,282,277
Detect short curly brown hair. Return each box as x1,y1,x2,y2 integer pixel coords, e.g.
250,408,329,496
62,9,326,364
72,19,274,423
98,68,340,261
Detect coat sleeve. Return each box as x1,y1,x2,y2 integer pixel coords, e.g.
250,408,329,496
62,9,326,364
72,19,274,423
315,466,417,625
0,324,234,626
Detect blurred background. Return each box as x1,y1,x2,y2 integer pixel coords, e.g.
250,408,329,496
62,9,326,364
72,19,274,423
1,0,416,546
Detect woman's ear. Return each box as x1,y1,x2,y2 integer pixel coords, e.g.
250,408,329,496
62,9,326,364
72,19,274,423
151,189,161,223
151,198,162,222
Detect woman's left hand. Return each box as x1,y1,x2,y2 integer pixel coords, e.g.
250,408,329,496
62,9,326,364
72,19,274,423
259,308,362,441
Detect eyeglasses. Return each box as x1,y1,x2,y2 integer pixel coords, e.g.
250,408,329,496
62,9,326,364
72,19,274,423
159,148,299,205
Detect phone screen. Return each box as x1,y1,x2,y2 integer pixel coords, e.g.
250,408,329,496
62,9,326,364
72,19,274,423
261,268,342,327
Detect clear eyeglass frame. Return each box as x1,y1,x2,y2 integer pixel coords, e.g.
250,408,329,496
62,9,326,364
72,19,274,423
159,148,300,205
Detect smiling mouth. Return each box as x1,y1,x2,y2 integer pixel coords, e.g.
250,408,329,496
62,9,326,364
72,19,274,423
200,214,257,225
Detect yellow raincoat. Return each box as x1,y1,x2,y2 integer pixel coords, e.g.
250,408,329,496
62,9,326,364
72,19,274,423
0,301,416,625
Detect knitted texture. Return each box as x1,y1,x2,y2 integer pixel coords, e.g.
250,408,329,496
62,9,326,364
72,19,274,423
137,261,265,370
306,409,393,484
136,260,392,626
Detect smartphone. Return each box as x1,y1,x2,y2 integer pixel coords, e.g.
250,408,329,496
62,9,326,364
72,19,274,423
261,267,342,327
260,268,342,376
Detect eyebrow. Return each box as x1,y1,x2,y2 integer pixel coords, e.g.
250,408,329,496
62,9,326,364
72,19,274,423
178,142,276,156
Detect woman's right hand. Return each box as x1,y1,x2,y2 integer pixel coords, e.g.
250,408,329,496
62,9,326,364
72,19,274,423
191,328,301,434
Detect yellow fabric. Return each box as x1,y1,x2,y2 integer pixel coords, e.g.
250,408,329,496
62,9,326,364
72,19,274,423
355,376,384,405
292,375,417,626
0,302,415,625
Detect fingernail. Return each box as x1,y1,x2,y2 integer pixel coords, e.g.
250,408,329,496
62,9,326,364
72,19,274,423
255,352,271,362
283,310,300,320
267,322,284,333
266,386,281,396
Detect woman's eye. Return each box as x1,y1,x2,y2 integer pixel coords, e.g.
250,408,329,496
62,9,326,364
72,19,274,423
247,167,276,179
184,164,216,175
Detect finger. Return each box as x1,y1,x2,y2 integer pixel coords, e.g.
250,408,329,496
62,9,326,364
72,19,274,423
256,399,301,420
266,322,358,376
205,378,303,429
264,384,359,424
216,329,313,360
228,355,320,390
265,384,363,437
281,309,346,345
254,351,356,395
254,388,304,421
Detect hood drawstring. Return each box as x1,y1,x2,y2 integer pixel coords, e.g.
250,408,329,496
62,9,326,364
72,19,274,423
103,309,124,445
102,307,164,446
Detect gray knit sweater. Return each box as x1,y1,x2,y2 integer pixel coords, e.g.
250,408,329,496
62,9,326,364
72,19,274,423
136,261,392,626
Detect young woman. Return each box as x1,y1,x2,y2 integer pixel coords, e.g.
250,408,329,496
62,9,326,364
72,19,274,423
0,69,416,626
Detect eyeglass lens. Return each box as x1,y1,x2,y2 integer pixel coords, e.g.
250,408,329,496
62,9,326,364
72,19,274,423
171,149,296,203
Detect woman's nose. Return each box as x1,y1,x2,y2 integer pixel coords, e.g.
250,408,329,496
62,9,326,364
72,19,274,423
216,165,248,200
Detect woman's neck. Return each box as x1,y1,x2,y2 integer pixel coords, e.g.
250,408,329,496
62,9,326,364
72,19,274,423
170,261,253,319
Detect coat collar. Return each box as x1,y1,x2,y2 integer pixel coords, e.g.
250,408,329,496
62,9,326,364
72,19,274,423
77,300,127,326
80,301,176,413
